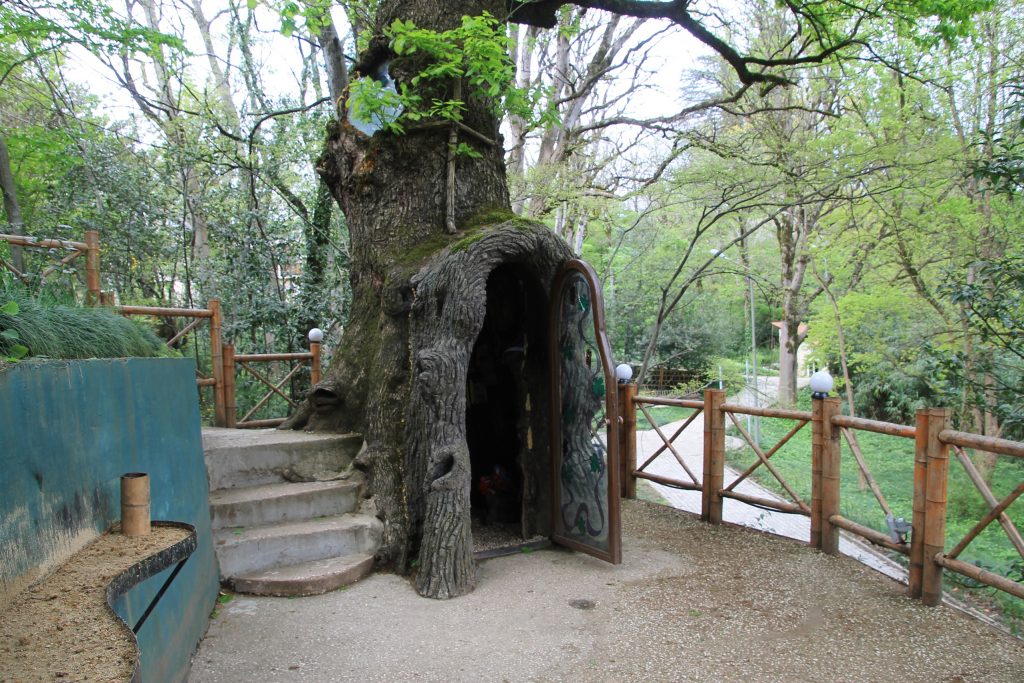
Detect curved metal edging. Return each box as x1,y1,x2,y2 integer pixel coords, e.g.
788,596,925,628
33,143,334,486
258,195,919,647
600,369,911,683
548,258,621,565
104,521,198,683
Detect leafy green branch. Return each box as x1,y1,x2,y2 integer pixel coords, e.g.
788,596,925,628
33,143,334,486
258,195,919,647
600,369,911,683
346,12,555,139
1,301,29,363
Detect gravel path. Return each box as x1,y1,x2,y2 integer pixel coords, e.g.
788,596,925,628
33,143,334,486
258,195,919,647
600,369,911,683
190,501,1024,682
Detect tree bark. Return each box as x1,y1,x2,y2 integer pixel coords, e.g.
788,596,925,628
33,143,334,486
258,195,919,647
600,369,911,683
407,225,570,597
0,134,25,272
283,0,575,598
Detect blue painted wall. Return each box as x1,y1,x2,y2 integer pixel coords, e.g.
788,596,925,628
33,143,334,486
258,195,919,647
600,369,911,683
0,358,218,682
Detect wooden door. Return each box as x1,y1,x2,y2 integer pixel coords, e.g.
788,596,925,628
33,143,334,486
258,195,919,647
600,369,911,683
548,259,621,564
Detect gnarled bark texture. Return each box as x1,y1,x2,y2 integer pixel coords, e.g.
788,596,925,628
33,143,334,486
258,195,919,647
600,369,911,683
407,226,570,597
281,0,574,598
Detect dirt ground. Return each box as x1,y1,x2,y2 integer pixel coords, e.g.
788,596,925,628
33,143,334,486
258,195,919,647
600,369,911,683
1,525,190,683
191,500,1024,682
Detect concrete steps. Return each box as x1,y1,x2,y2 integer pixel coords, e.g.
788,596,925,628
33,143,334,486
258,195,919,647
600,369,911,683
232,554,375,596
203,428,379,596
214,515,382,577
203,427,362,490
209,480,360,529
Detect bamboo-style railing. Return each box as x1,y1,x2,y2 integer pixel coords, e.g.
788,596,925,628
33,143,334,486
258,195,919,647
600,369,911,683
619,384,1024,607
5,230,324,428
1,231,102,304
116,301,227,426
222,343,321,429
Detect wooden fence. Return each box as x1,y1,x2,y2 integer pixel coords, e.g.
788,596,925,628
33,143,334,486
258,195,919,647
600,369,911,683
1,230,102,303
619,385,1024,607
114,308,323,429
116,302,226,425
223,343,321,429
3,231,321,427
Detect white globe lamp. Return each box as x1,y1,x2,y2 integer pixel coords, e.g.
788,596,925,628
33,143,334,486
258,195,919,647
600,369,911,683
615,363,633,383
809,368,834,399
308,327,324,343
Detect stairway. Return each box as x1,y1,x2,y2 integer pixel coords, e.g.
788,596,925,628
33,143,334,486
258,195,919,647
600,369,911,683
202,427,381,596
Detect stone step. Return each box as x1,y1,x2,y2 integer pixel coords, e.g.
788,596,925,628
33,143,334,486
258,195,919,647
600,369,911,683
214,514,382,578
203,428,363,490
230,554,375,597
209,480,360,530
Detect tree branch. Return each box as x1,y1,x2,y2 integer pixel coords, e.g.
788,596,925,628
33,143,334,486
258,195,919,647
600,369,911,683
507,0,859,87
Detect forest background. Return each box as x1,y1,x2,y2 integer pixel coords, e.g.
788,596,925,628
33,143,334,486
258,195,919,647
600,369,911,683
1,0,1022,620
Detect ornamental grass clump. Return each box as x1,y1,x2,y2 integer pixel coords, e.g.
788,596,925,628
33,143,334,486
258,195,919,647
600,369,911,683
0,290,166,360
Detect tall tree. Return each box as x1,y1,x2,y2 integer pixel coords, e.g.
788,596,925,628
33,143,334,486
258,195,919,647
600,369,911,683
277,0,991,599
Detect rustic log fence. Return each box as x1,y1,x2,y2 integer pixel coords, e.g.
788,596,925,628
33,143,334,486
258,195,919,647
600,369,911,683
4,231,321,428
619,385,1024,608
222,343,321,429
1,230,102,303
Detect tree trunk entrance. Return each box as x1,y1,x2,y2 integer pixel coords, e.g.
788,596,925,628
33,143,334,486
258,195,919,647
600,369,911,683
466,264,551,552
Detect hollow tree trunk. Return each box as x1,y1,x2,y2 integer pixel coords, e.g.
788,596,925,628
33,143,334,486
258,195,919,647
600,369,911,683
407,226,570,597
282,0,574,599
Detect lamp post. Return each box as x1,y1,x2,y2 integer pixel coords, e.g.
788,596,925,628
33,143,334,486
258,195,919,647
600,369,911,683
308,327,324,385
809,367,834,399
711,248,759,444
615,363,633,383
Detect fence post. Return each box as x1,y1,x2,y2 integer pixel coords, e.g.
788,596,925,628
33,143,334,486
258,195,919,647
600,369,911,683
922,408,951,606
618,381,637,499
84,230,100,306
223,344,237,428
209,298,226,427
820,397,842,555
909,408,930,599
310,341,322,386
811,397,824,549
702,388,726,524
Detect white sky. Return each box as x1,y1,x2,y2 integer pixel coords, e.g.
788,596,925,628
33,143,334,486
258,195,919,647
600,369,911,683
61,2,713,149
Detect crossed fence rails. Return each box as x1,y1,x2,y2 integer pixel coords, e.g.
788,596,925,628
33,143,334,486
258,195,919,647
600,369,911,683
113,306,322,429
2,231,320,427
1,231,102,303
618,385,1024,607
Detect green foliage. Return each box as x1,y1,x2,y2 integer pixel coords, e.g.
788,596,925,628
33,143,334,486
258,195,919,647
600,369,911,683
808,288,950,423
935,258,1024,438
267,0,335,37
0,288,167,360
781,0,994,48
0,300,29,362
0,0,183,60
943,258,1024,358
347,13,554,134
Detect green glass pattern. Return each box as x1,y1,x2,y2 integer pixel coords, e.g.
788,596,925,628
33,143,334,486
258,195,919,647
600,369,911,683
555,271,609,550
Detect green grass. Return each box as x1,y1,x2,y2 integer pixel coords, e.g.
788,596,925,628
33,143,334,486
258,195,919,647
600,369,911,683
636,479,671,506
725,388,1024,630
635,404,698,431
0,286,168,360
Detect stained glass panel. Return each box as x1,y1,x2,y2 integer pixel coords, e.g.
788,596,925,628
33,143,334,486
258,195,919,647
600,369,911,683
549,262,620,563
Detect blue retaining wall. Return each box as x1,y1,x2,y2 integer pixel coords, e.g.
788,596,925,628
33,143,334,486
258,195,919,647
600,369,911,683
0,358,218,682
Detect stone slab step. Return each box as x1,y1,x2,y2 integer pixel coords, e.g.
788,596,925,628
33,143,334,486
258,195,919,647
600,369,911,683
209,480,360,530
214,514,381,577
230,554,375,597
202,428,362,490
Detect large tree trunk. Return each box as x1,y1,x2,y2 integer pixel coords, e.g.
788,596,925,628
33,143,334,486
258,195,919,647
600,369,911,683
406,226,569,597
283,0,574,599
0,134,25,273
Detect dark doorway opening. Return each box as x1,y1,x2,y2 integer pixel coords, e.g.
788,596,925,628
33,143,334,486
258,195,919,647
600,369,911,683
466,264,550,556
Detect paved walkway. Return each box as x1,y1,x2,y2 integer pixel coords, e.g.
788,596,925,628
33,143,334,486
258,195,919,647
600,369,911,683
636,377,906,580
191,500,1024,682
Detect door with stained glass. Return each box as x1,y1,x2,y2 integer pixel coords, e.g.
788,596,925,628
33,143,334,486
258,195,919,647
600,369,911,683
548,259,621,564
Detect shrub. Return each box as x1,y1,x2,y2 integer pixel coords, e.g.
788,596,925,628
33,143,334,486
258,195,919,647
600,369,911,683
0,288,167,360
